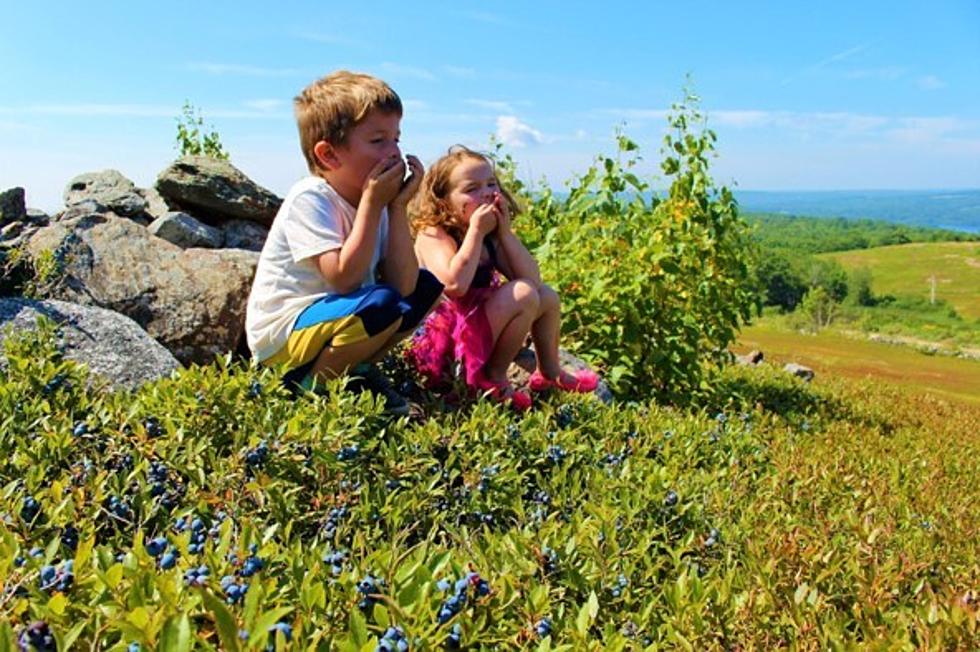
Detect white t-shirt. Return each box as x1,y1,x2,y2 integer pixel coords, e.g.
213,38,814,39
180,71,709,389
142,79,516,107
245,176,389,361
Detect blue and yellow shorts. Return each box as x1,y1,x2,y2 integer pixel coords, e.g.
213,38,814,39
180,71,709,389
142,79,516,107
263,269,442,388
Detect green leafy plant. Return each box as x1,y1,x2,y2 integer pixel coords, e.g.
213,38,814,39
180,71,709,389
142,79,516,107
505,90,759,401
175,101,229,160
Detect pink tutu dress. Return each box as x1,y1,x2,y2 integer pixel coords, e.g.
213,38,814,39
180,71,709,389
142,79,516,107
408,239,501,391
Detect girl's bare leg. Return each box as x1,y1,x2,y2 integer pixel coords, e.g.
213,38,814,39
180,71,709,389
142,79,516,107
310,320,402,381
530,283,563,378
483,279,540,384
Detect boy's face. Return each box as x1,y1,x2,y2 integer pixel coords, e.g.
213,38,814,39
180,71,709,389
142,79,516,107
321,109,402,204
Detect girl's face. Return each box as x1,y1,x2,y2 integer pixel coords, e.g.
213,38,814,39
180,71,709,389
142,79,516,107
446,157,499,225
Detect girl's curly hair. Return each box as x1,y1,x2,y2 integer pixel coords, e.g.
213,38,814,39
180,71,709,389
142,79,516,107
410,145,521,242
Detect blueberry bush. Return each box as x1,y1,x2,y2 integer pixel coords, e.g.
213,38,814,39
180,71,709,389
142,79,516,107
506,91,758,401
1,319,978,649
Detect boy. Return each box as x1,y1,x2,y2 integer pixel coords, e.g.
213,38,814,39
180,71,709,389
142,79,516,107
245,70,443,414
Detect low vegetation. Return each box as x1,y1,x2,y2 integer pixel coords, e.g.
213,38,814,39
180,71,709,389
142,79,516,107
1,321,978,649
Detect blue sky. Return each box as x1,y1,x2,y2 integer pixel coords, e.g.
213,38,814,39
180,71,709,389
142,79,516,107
2,1,978,212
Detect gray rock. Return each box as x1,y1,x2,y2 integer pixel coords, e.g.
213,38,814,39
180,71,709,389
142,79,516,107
139,186,172,220
25,209,50,226
0,297,181,391
27,210,258,365
222,219,269,251
783,362,815,382
736,349,764,366
156,155,281,226
149,211,224,249
63,170,146,217
1,187,27,227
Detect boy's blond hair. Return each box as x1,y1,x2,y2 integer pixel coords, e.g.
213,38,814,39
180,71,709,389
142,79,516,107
294,70,403,174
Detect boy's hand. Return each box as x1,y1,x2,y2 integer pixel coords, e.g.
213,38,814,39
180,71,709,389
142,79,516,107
362,155,406,209
470,203,498,236
391,154,423,209
492,192,512,233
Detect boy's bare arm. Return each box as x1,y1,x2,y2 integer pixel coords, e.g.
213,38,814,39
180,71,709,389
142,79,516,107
317,158,404,294
380,155,423,296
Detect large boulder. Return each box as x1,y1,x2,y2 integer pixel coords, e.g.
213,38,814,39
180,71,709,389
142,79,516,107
0,297,180,390
26,207,259,365
156,156,281,226
148,211,224,249
222,219,269,251
1,187,27,227
63,170,147,217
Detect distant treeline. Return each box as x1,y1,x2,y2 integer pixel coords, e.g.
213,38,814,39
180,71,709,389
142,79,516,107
745,213,979,255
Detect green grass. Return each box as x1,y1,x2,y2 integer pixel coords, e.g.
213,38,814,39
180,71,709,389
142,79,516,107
820,241,980,320
735,318,980,407
1,320,979,649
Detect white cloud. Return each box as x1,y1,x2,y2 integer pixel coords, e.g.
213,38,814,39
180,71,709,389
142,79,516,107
379,62,437,82
917,75,946,90
187,62,302,77
495,115,544,148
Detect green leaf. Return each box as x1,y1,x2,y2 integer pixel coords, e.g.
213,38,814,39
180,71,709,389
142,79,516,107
46,592,67,616
252,607,294,646
200,589,241,652
372,602,390,628
349,608,368,647
158,614,192,652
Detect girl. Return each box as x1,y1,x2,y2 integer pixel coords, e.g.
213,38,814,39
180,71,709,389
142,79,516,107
409,145,598,409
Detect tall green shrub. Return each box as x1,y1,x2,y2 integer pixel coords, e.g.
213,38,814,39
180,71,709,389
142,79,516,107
509,91,759,401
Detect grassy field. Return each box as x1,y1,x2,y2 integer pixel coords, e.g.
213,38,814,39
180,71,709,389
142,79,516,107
735,319,980,407
819,241,980,320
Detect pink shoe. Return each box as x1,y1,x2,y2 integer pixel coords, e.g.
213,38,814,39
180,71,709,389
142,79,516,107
528,369,600,393
475,375,533,412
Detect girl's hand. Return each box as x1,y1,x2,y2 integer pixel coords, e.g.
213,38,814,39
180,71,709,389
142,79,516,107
492,192,512,233
470,203,498,236
391,155,424,209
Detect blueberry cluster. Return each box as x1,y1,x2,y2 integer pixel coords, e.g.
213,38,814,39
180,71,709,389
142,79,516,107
148,461,169,497
705,528,720,548
239,546,265,577
376,626,408,652
39,560,73,593
143,416,163,438
356,574,386,612
18,621,56,652
104,495,134,523
20,496,40,525
245,441,270,469
247,380,262,399
444,623,463,649
337,444,359,461
609,573,629,598
546,445,567,465
60,525,79,551
321,505,348,539
322,548,347,576
183,565,210,586
42,373,68,395
221,574,250,604
72,420,89,437
173,515,212,554
555,404,574,428
477,465,499,492
534,617,553,638
664,490,679,508
506,424,521,441
436,572,490,624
